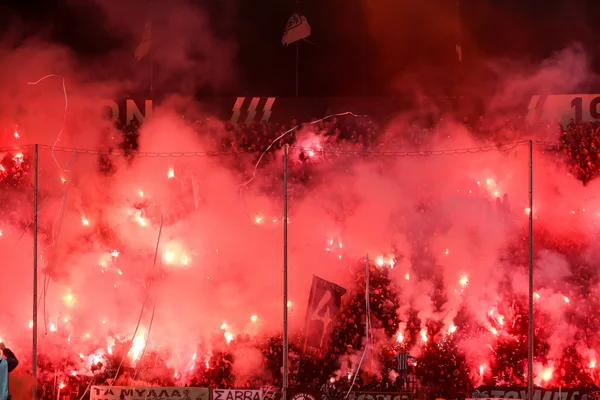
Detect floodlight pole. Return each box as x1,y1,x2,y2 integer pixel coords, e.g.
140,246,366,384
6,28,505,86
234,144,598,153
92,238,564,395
283,144,289,400
33,144,39,400
528,140,534,400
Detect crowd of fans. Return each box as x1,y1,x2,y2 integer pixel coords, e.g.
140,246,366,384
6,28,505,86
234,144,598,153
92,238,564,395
3,112,600,399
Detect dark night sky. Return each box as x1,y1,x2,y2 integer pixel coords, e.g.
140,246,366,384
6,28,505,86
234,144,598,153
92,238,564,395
1,0,599,97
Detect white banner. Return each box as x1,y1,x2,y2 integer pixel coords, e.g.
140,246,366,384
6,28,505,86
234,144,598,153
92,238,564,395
90,386,210,400
212,389,264,400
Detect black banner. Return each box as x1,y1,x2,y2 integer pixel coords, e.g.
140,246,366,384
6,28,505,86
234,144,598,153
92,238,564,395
303,275,347,353
348,392,414,400
472,387,592,400
286,388,325,400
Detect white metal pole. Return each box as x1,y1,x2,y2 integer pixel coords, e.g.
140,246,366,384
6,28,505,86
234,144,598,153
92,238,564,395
33,144,39,400
283,144,289,400
528,140,534,400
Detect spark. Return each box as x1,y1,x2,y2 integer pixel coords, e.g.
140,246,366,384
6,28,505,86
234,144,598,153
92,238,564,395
224,331,234,344
28,321,33,329
459,275,469,286
445,248,450,255
396,331,404,343
405,273,410,280
63,293,75,307
490,327,498,335
255,216,263,224
479,365,484,375
308,150,315,157
111,250,119,257
250,315,258,323
448,324,457,334
420,329,428,343
61,177,66,184
486,178,491,185
287,300,292,307
13,131,19,139
13,153,23,163
139,190,144,197
376,256,384,267
220,322,227,330
541,368,553,381
534,292,540,300
164,251,175,263
497,315,504,326
137,215,147,227
59,383,65,390
49,323,57,332
591,360,597,369
129,333,146,361
81,217,90,226
564,296,570,304
167,168,175,179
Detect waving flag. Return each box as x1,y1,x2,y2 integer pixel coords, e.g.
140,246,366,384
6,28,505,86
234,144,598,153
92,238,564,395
303,275,347,353
135,21,151,60
282,13,311,46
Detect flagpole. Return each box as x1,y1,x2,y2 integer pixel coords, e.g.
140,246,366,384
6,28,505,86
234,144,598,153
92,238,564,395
32,144,39,400
527,140,534,400
283,144,289,400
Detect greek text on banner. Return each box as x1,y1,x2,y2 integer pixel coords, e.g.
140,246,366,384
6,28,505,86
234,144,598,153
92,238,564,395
90,386,210,400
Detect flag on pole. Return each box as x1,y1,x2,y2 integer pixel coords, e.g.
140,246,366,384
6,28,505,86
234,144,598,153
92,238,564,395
303,275,347,353
456,44,463,63
282,13,311,46
135,21,151,60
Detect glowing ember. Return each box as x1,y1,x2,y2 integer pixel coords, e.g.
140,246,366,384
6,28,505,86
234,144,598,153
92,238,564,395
81,217,90,226
541,368,553,381
164,251,175,263
420,329,428,342
167,168,175,179
459,275,469,286
250,315,258,323
396,331,404,343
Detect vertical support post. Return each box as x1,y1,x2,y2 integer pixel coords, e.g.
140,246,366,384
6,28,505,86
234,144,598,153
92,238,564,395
283,144,289,400
528,140,534,400
33,144,39,400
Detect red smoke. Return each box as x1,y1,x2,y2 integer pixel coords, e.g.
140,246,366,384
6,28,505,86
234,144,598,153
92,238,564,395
0,0,600,393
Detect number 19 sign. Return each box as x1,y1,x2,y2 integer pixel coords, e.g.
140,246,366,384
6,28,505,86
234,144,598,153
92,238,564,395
527,94,600,125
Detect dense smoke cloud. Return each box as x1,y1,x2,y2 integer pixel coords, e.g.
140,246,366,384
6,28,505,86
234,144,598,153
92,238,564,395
0,2,599,393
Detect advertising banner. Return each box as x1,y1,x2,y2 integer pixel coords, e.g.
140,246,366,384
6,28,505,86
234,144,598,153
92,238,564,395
90,386,210,400
472,387,591,400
